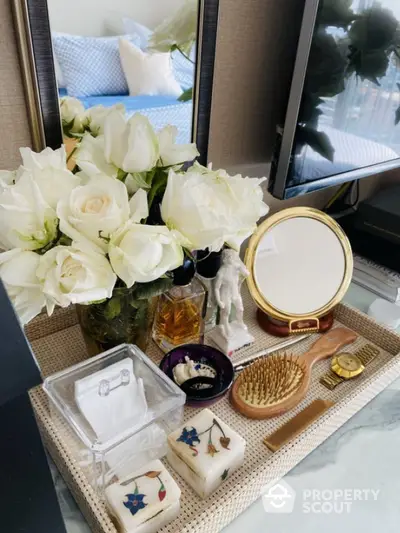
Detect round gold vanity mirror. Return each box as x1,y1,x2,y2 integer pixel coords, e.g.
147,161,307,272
245,207,353,335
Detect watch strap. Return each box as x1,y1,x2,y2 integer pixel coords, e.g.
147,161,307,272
320,371,344,390
356,344,380,366
320,344,380,390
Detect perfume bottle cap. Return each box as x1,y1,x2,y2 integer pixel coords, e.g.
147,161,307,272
196,250,222,278
173,257,195,286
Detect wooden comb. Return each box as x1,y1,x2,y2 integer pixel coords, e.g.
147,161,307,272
230,327,357,419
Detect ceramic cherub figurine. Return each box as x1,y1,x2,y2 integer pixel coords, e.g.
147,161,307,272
211,249,254,355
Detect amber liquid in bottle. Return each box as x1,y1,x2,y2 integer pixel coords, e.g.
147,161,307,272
152,279,206,352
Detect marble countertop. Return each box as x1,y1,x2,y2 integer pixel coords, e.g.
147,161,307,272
52,283,400,532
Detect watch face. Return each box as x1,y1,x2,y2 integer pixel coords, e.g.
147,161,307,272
331,353,365,379
336,354,362,372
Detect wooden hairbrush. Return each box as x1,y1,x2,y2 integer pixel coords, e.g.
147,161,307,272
230,327,357,419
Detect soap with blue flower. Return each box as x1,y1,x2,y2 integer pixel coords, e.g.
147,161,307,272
105,459,181,533
167,408,246,499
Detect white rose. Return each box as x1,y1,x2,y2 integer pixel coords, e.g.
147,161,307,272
161,167,269,252
158,125,199,167
74,135,118,179
0,249,47,324
0,170,17,190
19,146,80,209
60,96,85,134
104,111,159,173
82,103,125,136
0,172,58,251
38,245,116,307
149,0,198,55
76,110,159,178
57,175,148,253
109,222,183,287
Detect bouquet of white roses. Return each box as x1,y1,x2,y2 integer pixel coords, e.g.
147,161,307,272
0,104,268,339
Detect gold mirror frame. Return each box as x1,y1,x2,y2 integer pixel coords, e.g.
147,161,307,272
245,207,353,325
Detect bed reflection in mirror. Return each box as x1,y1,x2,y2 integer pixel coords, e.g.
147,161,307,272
48,0,199,168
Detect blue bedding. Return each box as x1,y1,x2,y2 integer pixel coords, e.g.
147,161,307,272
59,90,192,143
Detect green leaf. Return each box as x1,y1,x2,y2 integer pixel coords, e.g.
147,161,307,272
147,170,168,209
133,278,173,300
130,301,149,336
57,234,72,247
349,7,398,51
349,49,389,85
305,32,346,97
297,126,335,162
298,95,323,127
178,88,193,102
104,297,121,320
318,0,355,28
117,169,128,181
129,172,152,191
62,118,76,138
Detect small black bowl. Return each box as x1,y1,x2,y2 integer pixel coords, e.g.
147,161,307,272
159,344,234,407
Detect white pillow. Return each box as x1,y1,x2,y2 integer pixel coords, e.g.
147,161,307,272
119,38,182,98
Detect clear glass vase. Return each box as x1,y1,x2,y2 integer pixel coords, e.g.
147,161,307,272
77,280,172,357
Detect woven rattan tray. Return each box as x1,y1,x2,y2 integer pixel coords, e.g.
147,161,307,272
27,291,400,533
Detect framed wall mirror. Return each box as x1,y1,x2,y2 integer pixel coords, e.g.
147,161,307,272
12,0,219,164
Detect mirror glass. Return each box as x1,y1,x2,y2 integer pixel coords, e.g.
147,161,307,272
47,0,199,148
253,217,347,316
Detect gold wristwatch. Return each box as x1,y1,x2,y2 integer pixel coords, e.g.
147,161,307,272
320,344,380,390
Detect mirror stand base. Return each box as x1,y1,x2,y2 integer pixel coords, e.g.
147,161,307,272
256,309,334,338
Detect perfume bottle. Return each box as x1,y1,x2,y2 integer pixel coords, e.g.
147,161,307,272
152,258,206,353
196,250,222,332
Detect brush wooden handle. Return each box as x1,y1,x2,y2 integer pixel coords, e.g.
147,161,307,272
230,327,358,419
298,327,358,370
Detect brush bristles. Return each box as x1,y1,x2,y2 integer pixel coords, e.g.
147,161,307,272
237,352,305,407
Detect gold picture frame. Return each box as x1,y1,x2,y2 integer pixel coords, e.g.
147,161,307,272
245,207,353,329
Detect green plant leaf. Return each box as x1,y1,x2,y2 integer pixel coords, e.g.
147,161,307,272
117,169,128,181
57,234,72,247
128,172,152,191
348,49,389,85
298,95,323,127
297,126,335,163
178,88,193,102
147,169,168,210
349,7,398,51
318,0,355,28
305,32,346,97
130,301,149,337
133,278,173,300
62,118,77,138
104,297,121,320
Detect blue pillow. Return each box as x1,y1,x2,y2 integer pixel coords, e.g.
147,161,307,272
53,34,140,97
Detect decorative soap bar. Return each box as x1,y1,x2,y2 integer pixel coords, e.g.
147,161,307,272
167,408,246,499
105,459,181,533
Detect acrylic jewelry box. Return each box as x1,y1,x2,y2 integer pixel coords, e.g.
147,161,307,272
42,344,186,495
